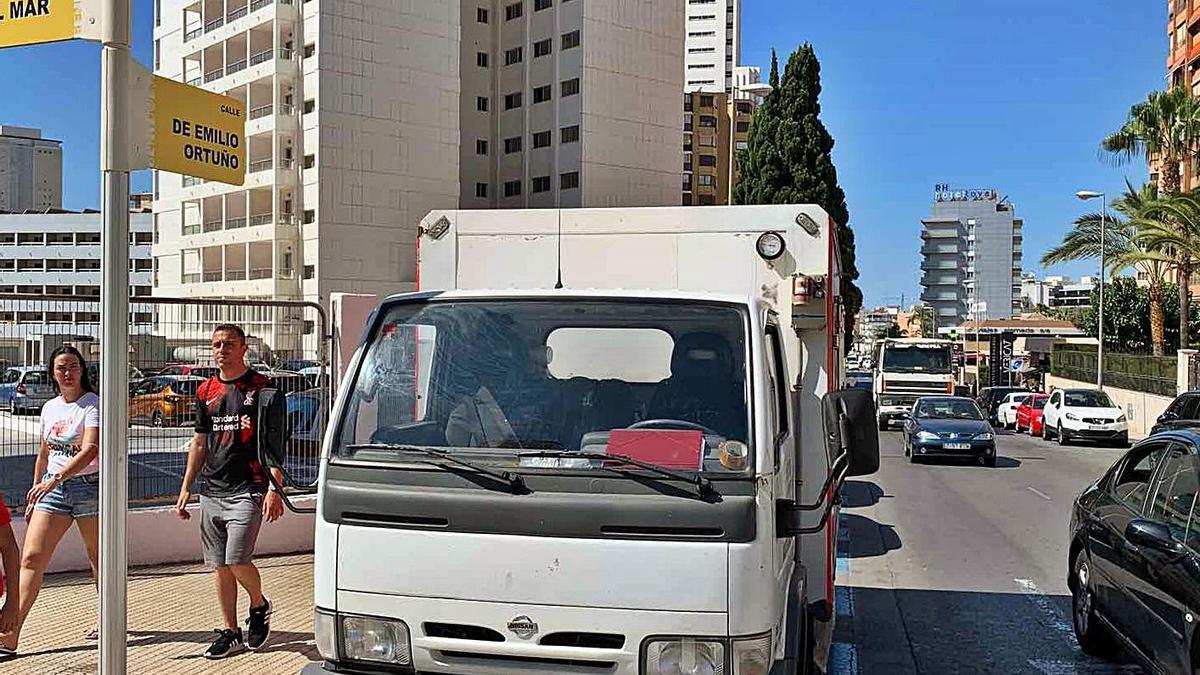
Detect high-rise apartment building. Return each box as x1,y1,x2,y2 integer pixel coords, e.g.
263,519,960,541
154,0,683,311
682,91,730,206
683,0,738,93
0,126,62,213
459,0,684,210
919,187,1023,327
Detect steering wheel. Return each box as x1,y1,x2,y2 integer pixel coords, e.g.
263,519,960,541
627,419,719,436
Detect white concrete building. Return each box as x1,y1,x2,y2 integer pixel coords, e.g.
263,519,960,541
152,0,461,307
684,0,738,93
459,0,684,209
0,210,155,338
0,126,62,213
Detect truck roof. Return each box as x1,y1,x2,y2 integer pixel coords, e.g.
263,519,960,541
382,288,760,308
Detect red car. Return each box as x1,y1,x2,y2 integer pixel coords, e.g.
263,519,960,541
1014,394,1050,435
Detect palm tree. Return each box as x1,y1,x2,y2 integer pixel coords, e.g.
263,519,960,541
1133,189,1200,349
1103,86,1200,347
1043,184,1174,355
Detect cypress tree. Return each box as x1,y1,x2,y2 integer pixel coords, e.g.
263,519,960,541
734,45,863,353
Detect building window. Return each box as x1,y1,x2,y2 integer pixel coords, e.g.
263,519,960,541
476,96,489,112
699,115,717,128
698,174,715,186
699,135,716,146
561,30,580,50
303,209,315,224
477,7,489,22
735,140,748,151
561,77,579,97
684,94,693,112
303,154,315,169
504,180,522,197
688,47,715,54
477,51,489,67
532,130,551,148
532,175,551,193
699,95,714,107
736,121,749,133
304,43,315,58
504,92,522,109
688,63,715,70
154,39,160,69
561,125,580,143
533,84,551,103
684,115,693,131
505,46,523,65
683,194,693,205
304,99,315,114
534,38,552,58
534,0,551,10
690,14,715,20
699,154,717,167
476,139,488,155
688,30,715,37
303,264,315,279
698,194,716,205
505,2,522,20
560,171,579,190
504,136,522,153
476,182,488,198
684,134,693,151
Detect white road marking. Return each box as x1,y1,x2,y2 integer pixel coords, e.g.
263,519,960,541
1028,659,1142,674
1026,486,1053,501
1014,578,1074,639
835,585,855,619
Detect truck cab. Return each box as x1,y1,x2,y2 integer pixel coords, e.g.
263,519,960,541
307,205,878,675
872,338,955,430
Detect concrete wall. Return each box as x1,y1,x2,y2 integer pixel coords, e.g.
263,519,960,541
1046,374,1173,440
13,497,315,575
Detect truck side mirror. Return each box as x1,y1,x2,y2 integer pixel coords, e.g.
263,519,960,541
822,388,880,477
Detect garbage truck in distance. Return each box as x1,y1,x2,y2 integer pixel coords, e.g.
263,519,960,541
305,205,880,675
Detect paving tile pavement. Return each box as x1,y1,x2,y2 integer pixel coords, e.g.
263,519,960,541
0,554,318,675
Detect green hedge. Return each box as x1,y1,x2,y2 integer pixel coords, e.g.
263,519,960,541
1050,344,1176,397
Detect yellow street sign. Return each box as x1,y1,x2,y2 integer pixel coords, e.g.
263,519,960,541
0,0,80,48
151,75,245,185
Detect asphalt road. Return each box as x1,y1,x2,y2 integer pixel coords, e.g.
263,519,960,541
831,427,1146,675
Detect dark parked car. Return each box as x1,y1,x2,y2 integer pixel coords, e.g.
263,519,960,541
902,396,997,467
1152,391,1200,436
975,386,1030,424
1069,431,1200,674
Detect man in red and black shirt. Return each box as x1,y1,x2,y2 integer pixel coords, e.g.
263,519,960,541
0,495,20,658
176,324,284,659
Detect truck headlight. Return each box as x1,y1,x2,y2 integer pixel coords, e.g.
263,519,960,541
732,634,772,675
314,609,338,661
917,431,939,442
1065,413,1079,421
644,637,724,675
342,614,412,666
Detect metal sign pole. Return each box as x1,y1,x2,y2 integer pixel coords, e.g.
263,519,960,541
99,0,132,669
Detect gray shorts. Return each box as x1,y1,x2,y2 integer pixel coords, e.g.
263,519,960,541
200,492,264,568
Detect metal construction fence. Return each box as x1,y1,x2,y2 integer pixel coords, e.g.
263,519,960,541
1051,343,1177,398
0,294,329,509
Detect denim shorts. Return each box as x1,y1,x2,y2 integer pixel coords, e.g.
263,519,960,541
33,473,100,518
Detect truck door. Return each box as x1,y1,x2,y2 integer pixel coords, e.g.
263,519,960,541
764,322,797,632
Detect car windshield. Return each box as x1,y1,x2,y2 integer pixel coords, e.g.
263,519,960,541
881,345,952,374
1065,391,1114,408
915,399,983,420
335,299,753,474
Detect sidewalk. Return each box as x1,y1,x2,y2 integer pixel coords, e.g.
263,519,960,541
0,553,318,675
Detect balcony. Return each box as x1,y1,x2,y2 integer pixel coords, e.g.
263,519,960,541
184,26,203,42
204,67,223,83
249,267,272,280
248,103,293,120
204,16,225,33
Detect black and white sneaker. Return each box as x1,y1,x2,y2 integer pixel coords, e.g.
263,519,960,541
204,628,246,659
245,598,272,650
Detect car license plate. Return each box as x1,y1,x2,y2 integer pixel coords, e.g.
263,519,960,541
1089,425,1106,431
944,442,970,450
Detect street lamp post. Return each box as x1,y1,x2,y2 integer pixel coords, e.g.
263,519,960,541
1077,190,1106,390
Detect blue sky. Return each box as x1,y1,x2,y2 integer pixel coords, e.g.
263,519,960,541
741,0,1166,308
0,0,1166,308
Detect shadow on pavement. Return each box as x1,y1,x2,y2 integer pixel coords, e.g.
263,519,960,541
127,629,318,660
839,586,1145,674
841,480,885,508
840,513,902,559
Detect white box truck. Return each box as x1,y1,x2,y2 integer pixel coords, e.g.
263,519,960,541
872,338,956,429
305,205,879,675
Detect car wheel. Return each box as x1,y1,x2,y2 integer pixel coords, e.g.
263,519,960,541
1057,424,1070,446
1071,552,1118,659
984,454,997,468
1043,421,1052,441
151,411,165,427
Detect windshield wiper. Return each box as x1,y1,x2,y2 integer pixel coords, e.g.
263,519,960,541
345,443,529,494
517,450,718,500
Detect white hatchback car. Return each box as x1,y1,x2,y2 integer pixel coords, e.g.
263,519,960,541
996,392,1032,429
1041,388,1128,446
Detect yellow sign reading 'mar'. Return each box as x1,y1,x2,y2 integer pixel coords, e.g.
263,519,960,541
0,0,78,48
152,75,245,185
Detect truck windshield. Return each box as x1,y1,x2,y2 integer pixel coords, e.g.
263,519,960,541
335,299,753,474
881,346,951,374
